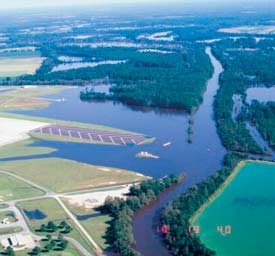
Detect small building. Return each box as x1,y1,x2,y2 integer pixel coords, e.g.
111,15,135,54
1,234,36,251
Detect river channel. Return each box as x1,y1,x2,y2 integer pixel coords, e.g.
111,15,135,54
10,47,226,255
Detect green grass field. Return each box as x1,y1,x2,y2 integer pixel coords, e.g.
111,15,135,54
17,198,95,255
0,227,22,236
80,214,111,250
0,172,44,201
0,139,56,159
9,243,83,256
0,55,44,78
0,157,148,193
62,199,110,250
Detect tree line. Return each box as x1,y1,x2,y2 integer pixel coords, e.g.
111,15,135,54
212,37,275,154
99,175,183,256
161,153,245,256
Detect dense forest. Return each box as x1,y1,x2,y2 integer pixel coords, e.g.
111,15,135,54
99,175,183,256
212,37,275,154
73,45,213,112
242,101,275,150
161,153,245,256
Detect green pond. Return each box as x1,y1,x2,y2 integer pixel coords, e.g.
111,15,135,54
194,161,275,256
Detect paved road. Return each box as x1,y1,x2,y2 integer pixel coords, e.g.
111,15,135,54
0,169,106,256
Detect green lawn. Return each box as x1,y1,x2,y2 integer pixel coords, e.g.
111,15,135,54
10,243,83,256
0,139,55,159
0,172,44,201
0,210,16,223
62,199,110,250
0,158,148,193
0,226,22,235
0,203,9,209
17,198,95,256
80,214,111,250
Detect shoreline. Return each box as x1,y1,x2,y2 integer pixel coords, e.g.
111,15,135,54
0,117,48,148
190,159,275,224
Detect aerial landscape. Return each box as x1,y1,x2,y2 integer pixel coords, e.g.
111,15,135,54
0,0,274,255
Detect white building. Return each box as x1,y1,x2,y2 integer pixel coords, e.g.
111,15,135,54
1,234,36,251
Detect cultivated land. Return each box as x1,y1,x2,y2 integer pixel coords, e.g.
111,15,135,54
193,161,275,256
0,117,48,147
0,56,44,77
0,157,149,193
0,172,43,201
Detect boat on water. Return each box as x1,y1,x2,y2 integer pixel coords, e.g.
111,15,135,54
163,142,172,147
136,151,160,159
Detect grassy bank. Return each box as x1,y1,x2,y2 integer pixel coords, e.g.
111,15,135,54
0,157,149,193
190,160,275,224
0,139,56,159
0,172,44,201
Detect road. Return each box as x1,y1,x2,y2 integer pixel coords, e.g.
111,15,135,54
0,169,107,256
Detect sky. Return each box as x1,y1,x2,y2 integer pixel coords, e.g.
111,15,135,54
0,0,160,9
0,0,273,10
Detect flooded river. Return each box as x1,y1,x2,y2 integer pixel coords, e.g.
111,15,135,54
11,47,226,255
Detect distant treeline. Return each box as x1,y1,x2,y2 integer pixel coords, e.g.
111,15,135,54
161,153,245,256
8,43,213,112
99,175,183,256
212,37,275,154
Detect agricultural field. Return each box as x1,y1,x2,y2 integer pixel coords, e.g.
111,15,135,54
0,172,43,201
0,53,44,78
0,157,149,193
193,161,275,256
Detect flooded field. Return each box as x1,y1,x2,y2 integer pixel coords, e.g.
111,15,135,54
51,60,127,72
